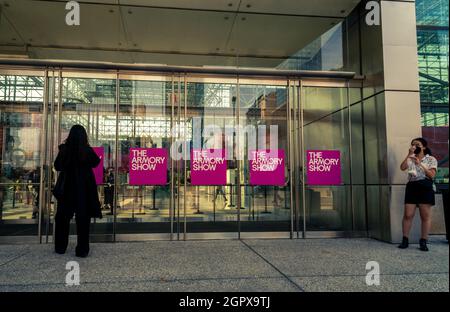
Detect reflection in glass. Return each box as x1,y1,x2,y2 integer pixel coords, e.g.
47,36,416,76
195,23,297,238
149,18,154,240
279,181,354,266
302,87,352,231
184,81,239,233
0,71,367,238
116,79,172,234
305,186,351,231
278,23,344,71
60,77,117,236
0,75,44,235
239,84,290,232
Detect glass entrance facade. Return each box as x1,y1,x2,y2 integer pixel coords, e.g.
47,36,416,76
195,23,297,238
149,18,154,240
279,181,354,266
0,67,367,241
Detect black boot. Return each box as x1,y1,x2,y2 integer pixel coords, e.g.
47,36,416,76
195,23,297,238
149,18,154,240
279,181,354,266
419,238,429,251
55,248,66,254
398,236,409,249
75,247,89,258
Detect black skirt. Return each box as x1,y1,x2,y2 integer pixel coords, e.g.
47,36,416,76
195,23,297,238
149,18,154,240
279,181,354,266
404,179,435,205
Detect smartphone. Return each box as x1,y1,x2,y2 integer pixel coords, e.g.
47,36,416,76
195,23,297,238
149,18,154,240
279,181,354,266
414,146,421,155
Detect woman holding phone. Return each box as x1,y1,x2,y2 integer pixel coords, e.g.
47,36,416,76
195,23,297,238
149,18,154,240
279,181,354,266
399,137,438,251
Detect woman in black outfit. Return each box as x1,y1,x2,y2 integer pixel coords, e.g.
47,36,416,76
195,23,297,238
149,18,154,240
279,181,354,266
399,137,437,251
54,125,102,257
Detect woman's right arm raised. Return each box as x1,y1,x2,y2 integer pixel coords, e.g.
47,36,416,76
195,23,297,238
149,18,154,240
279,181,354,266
400,145,416,171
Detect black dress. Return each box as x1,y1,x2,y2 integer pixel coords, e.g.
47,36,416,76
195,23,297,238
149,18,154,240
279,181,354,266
54,144,102,255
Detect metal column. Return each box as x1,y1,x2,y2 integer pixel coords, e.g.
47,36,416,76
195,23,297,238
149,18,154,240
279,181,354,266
37,69,49,244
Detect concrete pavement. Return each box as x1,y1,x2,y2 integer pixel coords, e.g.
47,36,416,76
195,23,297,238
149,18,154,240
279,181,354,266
0,236,448,292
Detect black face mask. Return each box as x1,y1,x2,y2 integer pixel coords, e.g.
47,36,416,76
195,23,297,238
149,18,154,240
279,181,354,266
414,146,422,155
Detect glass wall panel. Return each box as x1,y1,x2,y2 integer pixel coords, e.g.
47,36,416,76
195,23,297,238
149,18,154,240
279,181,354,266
352,185,367,232
350,102,365,185
305,185,352,231
302,86,352,231
343,8,362,74
350,102,367,232
366,185,391,241
0,73,44,236
349,87,362,106
234,16,347,71
363,93,387,185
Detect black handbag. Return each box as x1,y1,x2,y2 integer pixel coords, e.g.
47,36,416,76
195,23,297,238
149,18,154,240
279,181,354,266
52,171,66,200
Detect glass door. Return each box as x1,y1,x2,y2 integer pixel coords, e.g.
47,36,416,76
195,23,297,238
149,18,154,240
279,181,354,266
181,75,239,238
238,78,291,236
178,75,293,239
55,71,118,241
115,73,174,239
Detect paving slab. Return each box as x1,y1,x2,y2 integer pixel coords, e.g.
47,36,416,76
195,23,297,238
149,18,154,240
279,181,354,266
0,276,299,292
243,238,449,277
0,236,447,292
0,241,280,285
292,273,449,292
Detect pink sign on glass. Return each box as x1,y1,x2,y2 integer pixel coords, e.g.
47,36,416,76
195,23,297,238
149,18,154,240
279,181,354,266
92,147,104,185
306,150,341,185
129,148,168,185
190,149,226,185
249,149,285,186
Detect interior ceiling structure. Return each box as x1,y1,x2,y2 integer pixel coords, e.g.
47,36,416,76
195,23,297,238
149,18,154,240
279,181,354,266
0,0,361,67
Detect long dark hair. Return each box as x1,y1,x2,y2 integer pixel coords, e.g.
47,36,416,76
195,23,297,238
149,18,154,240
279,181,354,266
411,137,432,156
64,125,90,165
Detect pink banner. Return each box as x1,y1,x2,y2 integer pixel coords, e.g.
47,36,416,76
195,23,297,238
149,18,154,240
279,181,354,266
129,148,168,185
191,149,226,185
249,150,285,186
306,150,341,185
92,147,104,185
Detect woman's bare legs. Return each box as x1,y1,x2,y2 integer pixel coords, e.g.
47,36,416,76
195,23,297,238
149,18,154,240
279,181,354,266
418,204,432,240
402,204,417,237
